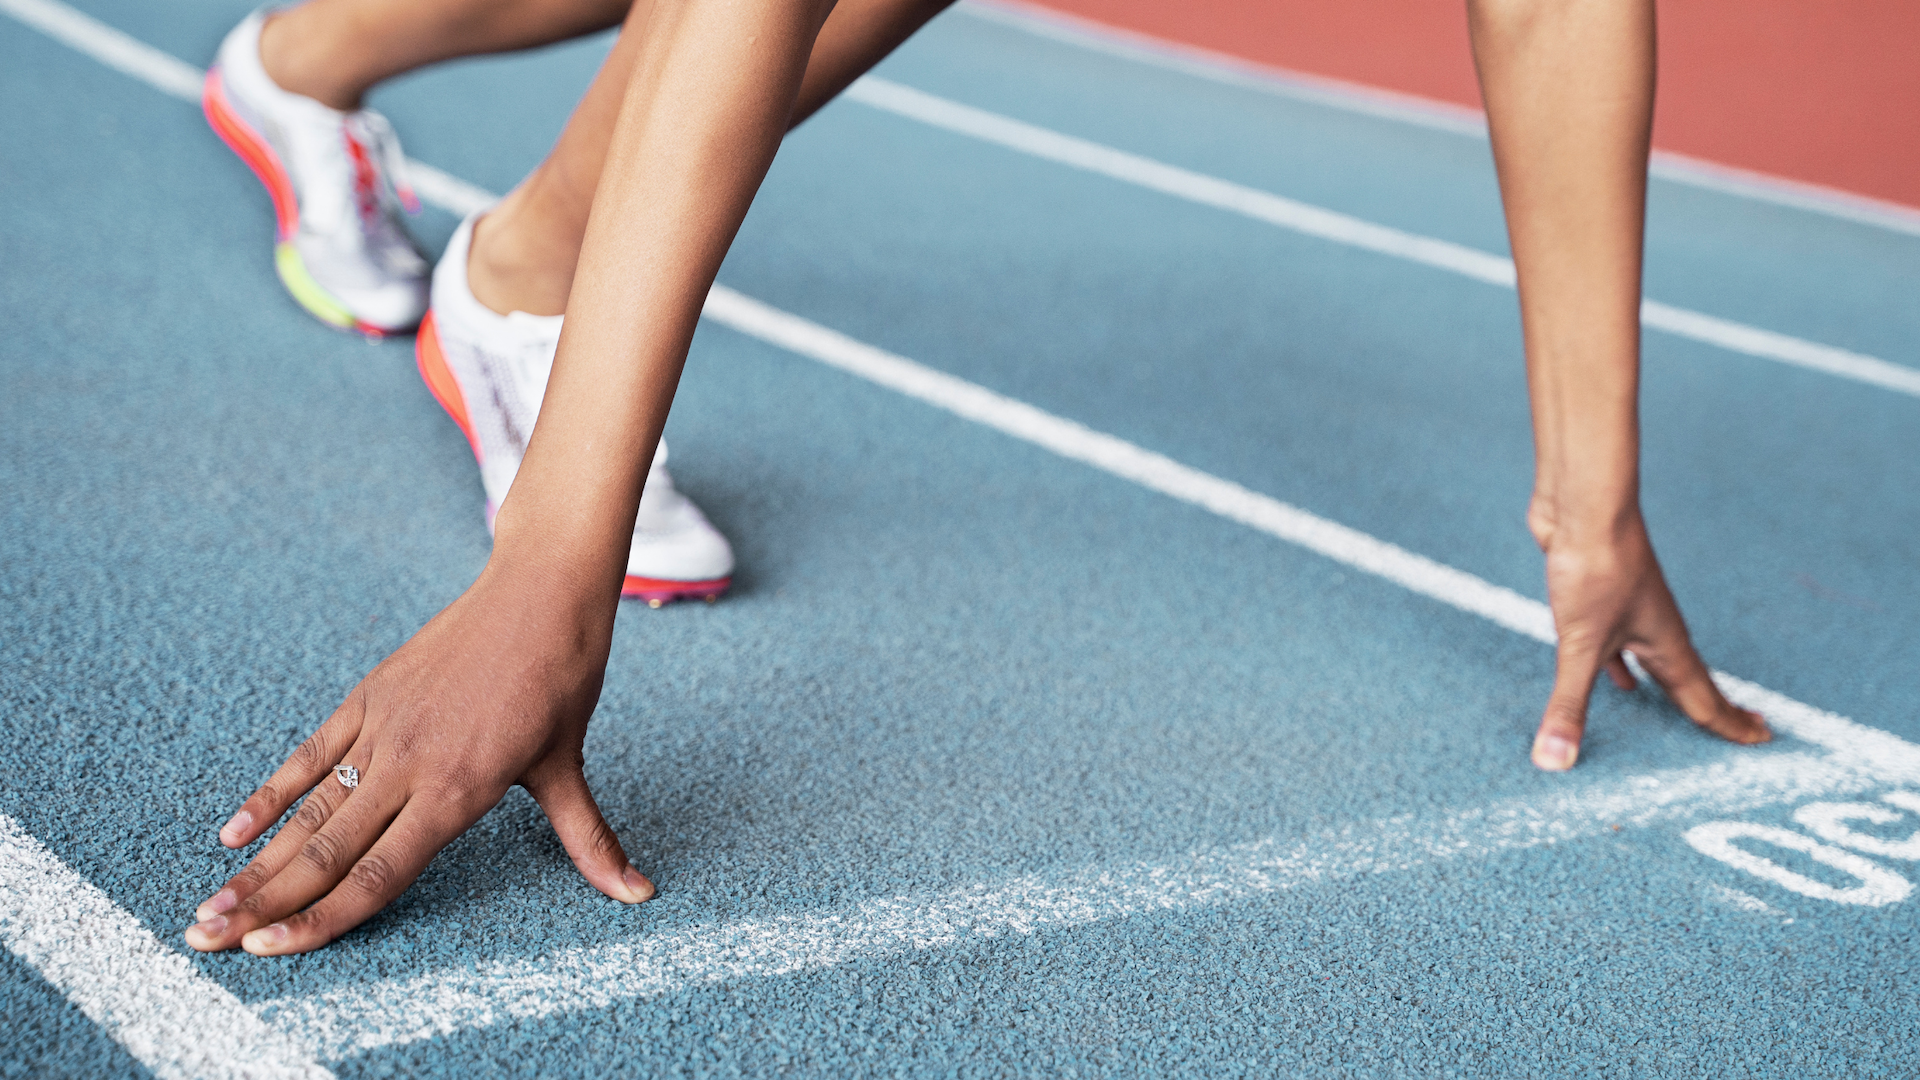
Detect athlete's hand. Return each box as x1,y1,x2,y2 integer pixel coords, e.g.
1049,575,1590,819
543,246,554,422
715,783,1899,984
1528,503,1770,771
184,561,650,956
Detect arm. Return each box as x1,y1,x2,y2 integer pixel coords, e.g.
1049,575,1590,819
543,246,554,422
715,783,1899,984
1466,0,1768,769
187,0,844,956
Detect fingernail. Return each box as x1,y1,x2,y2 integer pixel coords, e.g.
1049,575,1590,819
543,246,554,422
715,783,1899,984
242,923,288,952
219,811,253,845
184,915,227,947
623,865,655,903
1532,734,1579,772
196,889,238,922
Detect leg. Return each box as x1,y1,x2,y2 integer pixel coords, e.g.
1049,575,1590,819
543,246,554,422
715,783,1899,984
1467,0,1768,769
259,0,633,111
469,0,955,315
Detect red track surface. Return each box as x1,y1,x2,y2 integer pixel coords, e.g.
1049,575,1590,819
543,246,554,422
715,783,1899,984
1020,0,1920,211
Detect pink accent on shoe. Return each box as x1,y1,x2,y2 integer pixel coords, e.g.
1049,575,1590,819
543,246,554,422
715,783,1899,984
414,311,483,463
622,575,732,607
202,68,299,241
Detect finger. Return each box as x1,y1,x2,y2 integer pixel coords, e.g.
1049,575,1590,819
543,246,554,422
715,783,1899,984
186,765,404,952
526,764,653,903
217,694,366,849
1533,639,1610,772
1604,653,1637,691
194,740,371,923
1634,644,1773,747
241,800,458,956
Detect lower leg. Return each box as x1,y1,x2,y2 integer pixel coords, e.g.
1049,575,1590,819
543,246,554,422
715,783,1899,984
468,0,955,316
259,0,632,111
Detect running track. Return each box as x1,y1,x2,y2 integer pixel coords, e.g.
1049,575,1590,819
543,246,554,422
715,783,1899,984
4,1,1920,1075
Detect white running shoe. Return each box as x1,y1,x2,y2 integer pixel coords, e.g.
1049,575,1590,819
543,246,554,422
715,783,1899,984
203,10,429,335
415,214,736,605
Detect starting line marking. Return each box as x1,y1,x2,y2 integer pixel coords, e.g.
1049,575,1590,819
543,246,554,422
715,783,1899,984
258,751,1876,1060
3,0,1919,1070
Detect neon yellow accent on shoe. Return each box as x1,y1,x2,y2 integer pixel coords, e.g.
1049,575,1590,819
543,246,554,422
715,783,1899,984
274,242,356,329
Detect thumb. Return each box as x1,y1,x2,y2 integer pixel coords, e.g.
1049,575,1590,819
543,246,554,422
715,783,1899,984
527,766,654,904
1534,640,1606,772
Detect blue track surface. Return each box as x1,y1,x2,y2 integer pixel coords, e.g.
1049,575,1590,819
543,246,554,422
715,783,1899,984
4,1,1920,1075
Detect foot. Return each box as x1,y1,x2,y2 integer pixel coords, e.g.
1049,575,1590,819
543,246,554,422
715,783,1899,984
203,11,429,336
416,214,735,605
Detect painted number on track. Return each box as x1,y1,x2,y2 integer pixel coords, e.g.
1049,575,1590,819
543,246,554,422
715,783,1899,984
1685,792,1920,907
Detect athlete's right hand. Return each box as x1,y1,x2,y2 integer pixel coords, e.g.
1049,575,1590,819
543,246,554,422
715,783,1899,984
183,556,648,956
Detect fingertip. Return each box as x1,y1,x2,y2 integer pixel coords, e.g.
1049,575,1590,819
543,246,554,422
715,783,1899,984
1532,732,1580,772
183,916,229,952
621,865,655,904
240,922,290,956
218,810,255,848
194,889,237,923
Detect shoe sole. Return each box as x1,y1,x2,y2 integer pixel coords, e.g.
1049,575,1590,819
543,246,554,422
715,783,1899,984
202,68,400,339
414,312,731,607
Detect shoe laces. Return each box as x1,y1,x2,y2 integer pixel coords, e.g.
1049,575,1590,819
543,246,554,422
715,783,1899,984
340,109,420,223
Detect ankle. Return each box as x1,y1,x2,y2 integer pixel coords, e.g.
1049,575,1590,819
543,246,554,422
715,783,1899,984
258,11,367,111
468,201,577,317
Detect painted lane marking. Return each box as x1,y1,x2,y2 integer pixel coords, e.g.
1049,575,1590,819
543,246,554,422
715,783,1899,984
8,0,1910,401
11,0,1920,1060
258,751,1875,1060
0,814,334,1080
699,285,1920,784
0,0,201,99
1683,820,1913,907
958,0,1920,239
843,76,1920,401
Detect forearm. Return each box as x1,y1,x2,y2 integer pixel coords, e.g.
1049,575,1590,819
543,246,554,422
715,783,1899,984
489,0,838,600
1468,0,1654,546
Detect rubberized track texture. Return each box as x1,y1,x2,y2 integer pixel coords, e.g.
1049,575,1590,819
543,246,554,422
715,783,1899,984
3,0,1919,1076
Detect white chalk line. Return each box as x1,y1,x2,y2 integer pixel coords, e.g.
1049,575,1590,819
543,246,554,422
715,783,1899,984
0,814,333,1080
7,0,1920,1064
843,76,1920,401
957,0,1920,239
259,750,1880,1060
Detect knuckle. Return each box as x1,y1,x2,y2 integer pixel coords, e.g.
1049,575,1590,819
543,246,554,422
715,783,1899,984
586,818,622,860
346,853,400,898
298,832,348,877
231,863,272,894
250,782,286,815
289,734,331,774
292,794,333,831
282,908,334,946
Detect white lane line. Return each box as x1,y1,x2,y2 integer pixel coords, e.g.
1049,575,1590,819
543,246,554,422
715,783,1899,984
844,76,1920,401
8,0,1911,400
259,749,1877,1060
958,0,1920,239
13,0,1920,1057
0,814,333,1080
700,285,1920,783
0,0,200,101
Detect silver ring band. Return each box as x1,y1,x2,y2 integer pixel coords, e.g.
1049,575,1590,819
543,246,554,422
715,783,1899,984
332,764,360,789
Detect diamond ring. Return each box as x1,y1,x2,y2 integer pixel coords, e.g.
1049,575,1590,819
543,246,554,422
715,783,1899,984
332,764,360,790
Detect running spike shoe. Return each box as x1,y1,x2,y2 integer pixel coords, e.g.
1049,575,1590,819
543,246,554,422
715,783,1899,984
415,214,735,605
203,11,429,336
